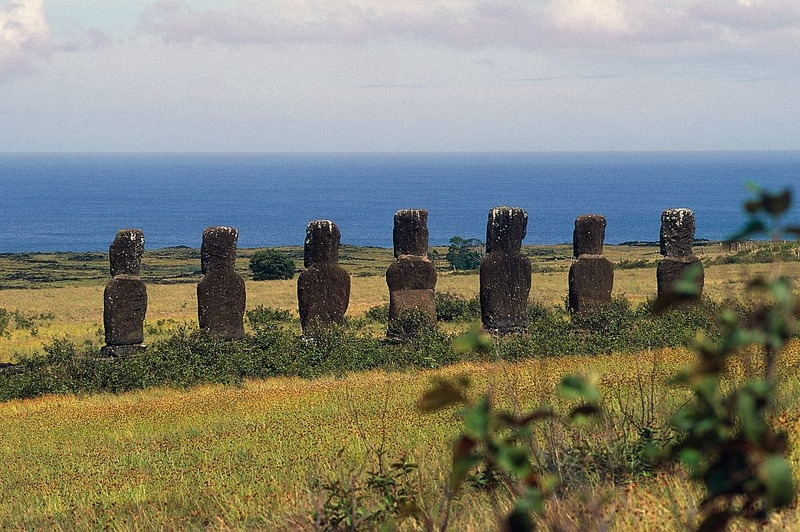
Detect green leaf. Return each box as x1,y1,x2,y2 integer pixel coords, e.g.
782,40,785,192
678,448,703,473
758,456,796,509
418,380,467,412
736,391,766,443
557,374,600,404
497,445,530,478
568,404,602,425
744,199,763,214
453,325,494,354
451,452,481,493
463,397,490,439
763,189,791,215
726,219,767,242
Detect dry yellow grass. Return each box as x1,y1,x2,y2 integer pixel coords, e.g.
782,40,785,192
2,343,799,530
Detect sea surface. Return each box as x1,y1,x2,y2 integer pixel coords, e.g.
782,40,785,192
0,152,798,253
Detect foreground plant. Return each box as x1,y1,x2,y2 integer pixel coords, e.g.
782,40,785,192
653,185,799,530
419,355,602,531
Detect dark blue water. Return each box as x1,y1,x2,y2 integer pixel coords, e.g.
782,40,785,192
0,152,798,252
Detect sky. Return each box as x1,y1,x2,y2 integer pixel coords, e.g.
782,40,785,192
1,0,799,152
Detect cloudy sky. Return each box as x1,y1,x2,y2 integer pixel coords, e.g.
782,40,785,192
1,0,799,152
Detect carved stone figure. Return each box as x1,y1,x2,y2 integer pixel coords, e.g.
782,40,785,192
103,229,147,356
386,210,437,333
569,215,614,311
657,209,704,298
297,220,351,332
197,226,246,339
480,207,531,333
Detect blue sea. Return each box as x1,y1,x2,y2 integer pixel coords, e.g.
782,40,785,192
0,152,798,253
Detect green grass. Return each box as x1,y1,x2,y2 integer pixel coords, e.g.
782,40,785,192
2,345,799,530
2,242,800,529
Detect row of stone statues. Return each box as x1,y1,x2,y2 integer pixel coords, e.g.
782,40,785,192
101,207,703,354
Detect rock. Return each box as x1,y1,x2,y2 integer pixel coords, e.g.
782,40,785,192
660,209,695,257
109,229,144,277
480,207,531,333
569,215,613,312
386,210,437,333
104,274,147,345
103,230,147,352
573,214,606,257
657,209,704,298
197,227,246,339
298,221,351,332
657,255,705,298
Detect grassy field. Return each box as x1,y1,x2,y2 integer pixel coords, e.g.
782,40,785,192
2,345,800,530
2,242,798,363
1,243,799,529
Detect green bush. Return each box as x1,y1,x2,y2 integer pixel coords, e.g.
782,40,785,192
435,292,480,322
246,305,293,328
364,303,389,324
249,249,295,280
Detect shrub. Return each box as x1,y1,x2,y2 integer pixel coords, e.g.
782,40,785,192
435,292,480,322
246,305,293,328
249,249,295,280
387,308,436,343
365,303,389,324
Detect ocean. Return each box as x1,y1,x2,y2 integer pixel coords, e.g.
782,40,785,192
0,152,798,253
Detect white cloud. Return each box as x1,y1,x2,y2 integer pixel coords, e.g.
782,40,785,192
0,0,52,81
137,0,800,62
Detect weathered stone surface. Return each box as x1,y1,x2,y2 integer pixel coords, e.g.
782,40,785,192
389,289,436,324
657,255,704,298
104,274,147,346
660,209,695,257
304,220,341,267
480,207,531,333
197,226,245,339
386,210,436,327
569,257,614,312
386,257,437,291
486,206,527,254
573,215,606,257
569,215,613,311
201,226,238,272
657,209,704,298
104,229,147,353
393,210,429,257
298,221,351,332
109,229,144,277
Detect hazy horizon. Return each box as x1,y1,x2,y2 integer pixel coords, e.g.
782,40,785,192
2,1,799,153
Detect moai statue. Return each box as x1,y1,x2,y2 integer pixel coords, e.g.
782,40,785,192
197,226,246,339
480,207,531,333
568,215,614,311
657,209,704,298
297,220,351,332
102,229,147,357
386,209,437,332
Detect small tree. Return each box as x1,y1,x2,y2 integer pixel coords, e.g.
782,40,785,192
445,236,484,271
249,249,295,280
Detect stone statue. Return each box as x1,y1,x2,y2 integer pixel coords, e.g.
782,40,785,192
568,215,614,311
386,209,437,336
480,207,531,333
297,220,351,332
197,226,246,339
103,229,147,356
657,208,704,298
